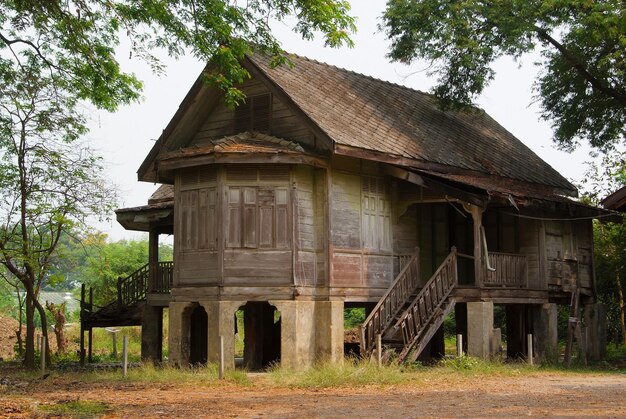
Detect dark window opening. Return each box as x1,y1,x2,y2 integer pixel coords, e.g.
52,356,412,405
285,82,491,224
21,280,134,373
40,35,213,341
234,93,272,134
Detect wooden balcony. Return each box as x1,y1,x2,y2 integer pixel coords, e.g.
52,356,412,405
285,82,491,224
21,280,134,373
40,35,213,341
484,252,528,288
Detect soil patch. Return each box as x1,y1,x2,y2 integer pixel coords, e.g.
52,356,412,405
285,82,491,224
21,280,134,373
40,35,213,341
1,369,625,417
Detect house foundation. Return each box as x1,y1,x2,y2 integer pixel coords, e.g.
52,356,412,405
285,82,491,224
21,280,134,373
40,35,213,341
168,302,194,366
532,303,558,362
141,305,163,363
467,301,494,358
271,300,344,369
584,303,607,362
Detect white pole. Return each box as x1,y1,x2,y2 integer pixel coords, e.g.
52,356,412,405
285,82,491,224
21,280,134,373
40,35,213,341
219,335,225,380
122,335,128,377
527,333,533,366
40,336,46,378
457,334,463,357
376,334,382,367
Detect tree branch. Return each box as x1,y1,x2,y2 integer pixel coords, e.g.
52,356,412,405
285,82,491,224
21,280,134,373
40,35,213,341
535,26,626,107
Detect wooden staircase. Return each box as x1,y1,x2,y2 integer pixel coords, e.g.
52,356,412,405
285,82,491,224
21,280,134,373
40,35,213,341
360,248,459,363
81,261,173,328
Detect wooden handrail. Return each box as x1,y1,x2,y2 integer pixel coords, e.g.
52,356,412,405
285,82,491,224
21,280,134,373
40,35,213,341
117,261,174,306
360,247,420,356
394,247,458,362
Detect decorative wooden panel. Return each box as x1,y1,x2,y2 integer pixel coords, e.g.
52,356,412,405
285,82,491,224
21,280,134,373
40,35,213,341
197,187,217,250
180,190,198,251
331,171,361,249
225,185,290,250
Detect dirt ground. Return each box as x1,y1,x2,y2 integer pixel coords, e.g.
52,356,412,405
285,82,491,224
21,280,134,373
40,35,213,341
1,370,625,418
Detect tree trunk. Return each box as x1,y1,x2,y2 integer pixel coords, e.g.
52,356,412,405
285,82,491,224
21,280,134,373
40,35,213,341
46,302,66,355
34,298,51,364
617,272,626,347
23,292,35,368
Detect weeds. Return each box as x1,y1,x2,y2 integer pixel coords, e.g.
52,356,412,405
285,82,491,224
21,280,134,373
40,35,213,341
267,357,418,388
37,399,110,418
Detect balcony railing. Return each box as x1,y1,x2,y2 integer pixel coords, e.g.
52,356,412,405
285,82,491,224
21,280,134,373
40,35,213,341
484,252,528,288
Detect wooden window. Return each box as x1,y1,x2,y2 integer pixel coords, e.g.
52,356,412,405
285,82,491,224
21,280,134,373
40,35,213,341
225,186,289,249
362,176,391,251
180,188,217,251
234,94,272,134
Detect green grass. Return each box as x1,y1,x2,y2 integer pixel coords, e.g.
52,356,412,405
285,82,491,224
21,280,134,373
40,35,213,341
266,357,421,388
37,399,110,418
83,362,251,386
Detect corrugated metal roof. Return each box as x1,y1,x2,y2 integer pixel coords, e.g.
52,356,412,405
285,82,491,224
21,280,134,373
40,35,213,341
247,53,576,196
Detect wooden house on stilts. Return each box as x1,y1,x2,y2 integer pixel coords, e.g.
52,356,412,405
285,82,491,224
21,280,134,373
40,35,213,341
81,52,608,369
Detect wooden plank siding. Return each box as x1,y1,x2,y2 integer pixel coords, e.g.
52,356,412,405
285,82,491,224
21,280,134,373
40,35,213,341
328,159,418,292
190,77,317,150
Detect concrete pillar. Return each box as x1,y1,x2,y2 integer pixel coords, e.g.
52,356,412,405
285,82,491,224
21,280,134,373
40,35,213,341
201,300,244,370
532,303,558,362
315,301,344,364
271,300,344,369
584,303,607,361
168,302,194,366
467,301,494,358
141,304,163,364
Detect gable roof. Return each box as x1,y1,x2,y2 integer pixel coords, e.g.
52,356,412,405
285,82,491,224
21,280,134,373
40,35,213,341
246,53,575,197
138,51,577,199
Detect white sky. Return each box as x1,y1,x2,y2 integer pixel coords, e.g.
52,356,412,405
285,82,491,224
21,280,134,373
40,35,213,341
87,2,593,241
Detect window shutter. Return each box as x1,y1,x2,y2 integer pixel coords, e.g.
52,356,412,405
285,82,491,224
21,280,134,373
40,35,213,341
243,187,257,248
180,190,198,250
227,188,242,248
275,188,289,249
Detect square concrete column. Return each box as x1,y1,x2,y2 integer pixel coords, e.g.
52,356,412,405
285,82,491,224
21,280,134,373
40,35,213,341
141,304,163,364
271,301,315,369
532,303,558,362
168,302,194,366
584,303,607,361
467,301,494,358
315,301,344,364
201,301,243,370
272,300,345,369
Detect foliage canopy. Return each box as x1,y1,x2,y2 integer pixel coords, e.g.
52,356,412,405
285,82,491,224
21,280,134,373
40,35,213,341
382,0,626,152
1,0,355,109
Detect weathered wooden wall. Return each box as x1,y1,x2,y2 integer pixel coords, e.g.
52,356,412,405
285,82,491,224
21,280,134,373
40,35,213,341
328,157,420,297
190,78,318,150
543,219,593,290
175,167,220,286
293,166,327,288
174,164,294,289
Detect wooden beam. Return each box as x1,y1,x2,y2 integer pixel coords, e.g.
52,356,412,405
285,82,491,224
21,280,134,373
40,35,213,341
158,152,328,177
382,165,488,207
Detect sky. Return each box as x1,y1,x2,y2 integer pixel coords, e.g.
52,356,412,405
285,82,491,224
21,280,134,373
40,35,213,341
87,2,593,242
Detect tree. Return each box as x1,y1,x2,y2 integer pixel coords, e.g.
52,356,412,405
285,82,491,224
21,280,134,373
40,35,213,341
1,0,355,109
382,0,626,152
0,58,116,368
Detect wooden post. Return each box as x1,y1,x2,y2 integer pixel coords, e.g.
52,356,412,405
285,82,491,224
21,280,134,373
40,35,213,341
80,284,85,366
468,205,484,288
148,228,159,293
456,334,463,357
122,335,128,377
376,334,382,367
219,335,225,380
527,334,533,365
40,336,46,378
